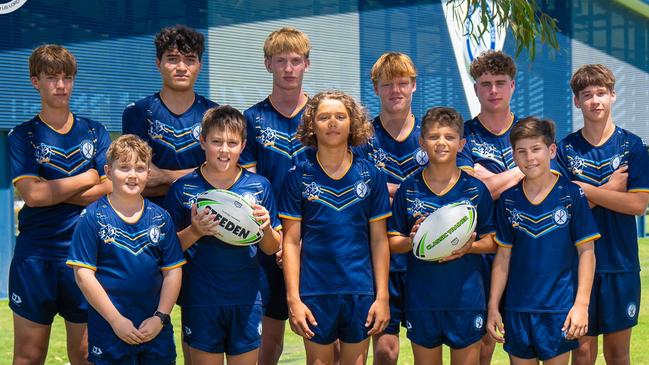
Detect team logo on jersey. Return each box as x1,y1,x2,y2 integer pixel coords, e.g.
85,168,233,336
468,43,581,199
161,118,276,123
11,293,22,305
304,182,321,201
610,154,621,170
627,302,637,319
553,207,569,226
415,148,429,166
80,140,94,160
91,346,103,356
34,143,53,164
372,148,388,168
474,142,499,161
410,198,426,217
355,181,369,199
148,225,161,244
242,192,259,205
509,208,521,228
99,224,117,243
148,119,166,138
569,156,584,175
191,124,202,141
260,128,277,146
474,315,484,330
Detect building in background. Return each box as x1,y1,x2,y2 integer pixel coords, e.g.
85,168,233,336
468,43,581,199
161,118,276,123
1,0,647,298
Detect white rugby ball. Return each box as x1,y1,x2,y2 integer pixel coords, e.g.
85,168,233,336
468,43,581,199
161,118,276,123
412,200,477,261
196,189,263,246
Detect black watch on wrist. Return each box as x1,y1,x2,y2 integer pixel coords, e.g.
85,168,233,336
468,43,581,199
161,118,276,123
154,311,170,326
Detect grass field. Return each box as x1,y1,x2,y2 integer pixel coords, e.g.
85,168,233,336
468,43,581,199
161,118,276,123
1,239,648,364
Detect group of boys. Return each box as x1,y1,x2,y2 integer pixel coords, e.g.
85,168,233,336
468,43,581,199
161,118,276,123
7,22,648,365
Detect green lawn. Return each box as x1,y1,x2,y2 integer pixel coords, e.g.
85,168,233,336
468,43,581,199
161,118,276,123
2,239,649,364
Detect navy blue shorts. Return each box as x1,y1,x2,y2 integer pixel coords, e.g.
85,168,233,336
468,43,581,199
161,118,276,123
587,272,640,336
259,253,288,320
385,271,406,335
405,310,485,349
182,304,262,355
8,256,87,325
302,294,374,345
504,312,578,361
88,324,176,365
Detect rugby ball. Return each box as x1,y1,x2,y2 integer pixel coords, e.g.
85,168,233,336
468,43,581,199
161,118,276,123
412,201,477,261
196,189,263,246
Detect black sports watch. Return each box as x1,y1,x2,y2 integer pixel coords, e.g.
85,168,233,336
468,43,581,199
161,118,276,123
154,311,171,326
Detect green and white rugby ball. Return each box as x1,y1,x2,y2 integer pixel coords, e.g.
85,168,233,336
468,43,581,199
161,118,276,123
412,200,477,261
196,189,263,246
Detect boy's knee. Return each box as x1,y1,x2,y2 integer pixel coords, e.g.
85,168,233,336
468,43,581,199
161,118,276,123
603,345,630,365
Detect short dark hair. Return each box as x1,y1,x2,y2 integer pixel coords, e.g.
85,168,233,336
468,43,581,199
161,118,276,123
155,25,205,60
200,105,247,141
509,116,556,148
421,107,464,138
570,64,615,96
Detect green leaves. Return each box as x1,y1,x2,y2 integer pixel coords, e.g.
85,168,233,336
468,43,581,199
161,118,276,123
447,0,560,61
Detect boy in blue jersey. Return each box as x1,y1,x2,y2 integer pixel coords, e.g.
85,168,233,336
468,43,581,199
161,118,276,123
67,135,185,365
280,91,391,365
389,106,496,365
487,117,598,365
557,65,649,365
239,27,311,364
8,44,112,364
166,105,282,365
363,52,426,365
458,50,524,200
457,50,523,364
122,25,218,208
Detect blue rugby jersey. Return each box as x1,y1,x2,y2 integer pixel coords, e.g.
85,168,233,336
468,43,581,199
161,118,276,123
122,93,217,205
457,115,518,172
67,196,186,334
240,97,309,198
495,175,600,312
9,114,111,259
165,167,281,307
356,116,428,273
278,151,391,296
556,127,649,273
388,170,495,311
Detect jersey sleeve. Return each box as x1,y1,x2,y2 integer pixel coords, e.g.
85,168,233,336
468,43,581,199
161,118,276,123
66,209,100,270
554,140,573,178
93,123,111,179
8,126,39,184
570,185,601,245
368,165,392,222
388,183,409,236
240,109,258,168
457,142,474,170
494,197,513,248
260,180,282,230
159,211,187,270
626,136,649,193
278,167,303,221
475,182,496,237
164,182,191,231
121,102,148,140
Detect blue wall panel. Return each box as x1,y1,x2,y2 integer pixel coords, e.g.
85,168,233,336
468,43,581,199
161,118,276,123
359,1,470,121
